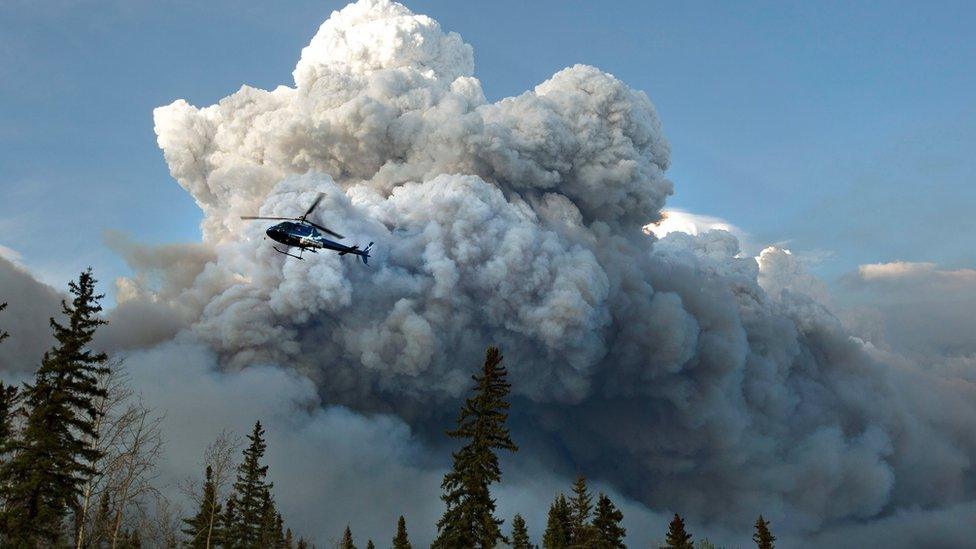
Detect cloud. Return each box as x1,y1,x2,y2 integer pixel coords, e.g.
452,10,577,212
3,1,976,546
840,261,976,360
136,0,976,544
644,208,743,240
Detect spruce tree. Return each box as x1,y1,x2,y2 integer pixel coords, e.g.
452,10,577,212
393,515,411,549
284,528,294,549
0,384,18,458
752,515,775,549
432,346,518,549
0,302,8,343
229,421,274,547
220,496,238,547
0,303,14,463
366,540,375,549
183,465,223,548
340,525,356,549
257,494,281,547
568,474,594,547
592,493,625,548
661,513,693,549
543,494,571,549
511,513,531,549
0,269,110,545
296,538,309,549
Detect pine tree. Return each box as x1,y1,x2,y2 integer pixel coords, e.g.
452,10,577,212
0,384,18,457
257,494,281,547
229,421,274,547
661,513,693,549
568,474,595,547
543,494,571,549
752,515,775,549
220,497,237,547
432,346,518,549
183,465,223,548
0,269,110,545
366,541,375,549
0,304,16,467
284,528,294,549
592,493,625,548
340,525,356,549
393,515,411,549
296,538,309,549
0,304,17,469
511,513,531,549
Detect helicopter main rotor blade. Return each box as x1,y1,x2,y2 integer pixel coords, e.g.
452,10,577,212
302,192,325,220
305,220,345,240
240,216,297,221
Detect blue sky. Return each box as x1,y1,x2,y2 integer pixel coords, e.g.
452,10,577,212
1,0,973,293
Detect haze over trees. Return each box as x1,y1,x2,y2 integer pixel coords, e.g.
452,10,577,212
0,269,777,547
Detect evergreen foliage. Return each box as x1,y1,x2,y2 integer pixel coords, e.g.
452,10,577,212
592,493,626,548
511,513,532,549
340,525,356,549
0,383,18,457
661,513,694,549
752,515,775,549
393,515,412,549
431,346,518,549
228,420,275,547
0,303,15,462
220,497,237,546
366,540,375,549
568,474,595,547
543,494,571,549
183,465,223,548
0,269,109,545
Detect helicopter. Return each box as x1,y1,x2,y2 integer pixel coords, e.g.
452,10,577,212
241,193,373,264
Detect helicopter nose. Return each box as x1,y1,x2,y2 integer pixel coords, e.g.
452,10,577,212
266,227,277,238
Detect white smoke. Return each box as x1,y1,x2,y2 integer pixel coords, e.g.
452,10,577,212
1,0,973,546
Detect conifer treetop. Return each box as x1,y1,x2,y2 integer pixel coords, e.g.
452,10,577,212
393,514,412,549
511,513,532,549
661,513,694,549
753,515,776,549
432,346,518,549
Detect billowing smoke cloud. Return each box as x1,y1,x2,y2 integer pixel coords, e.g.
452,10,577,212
2,0,974,546
0,256,61,375
839,261,976,361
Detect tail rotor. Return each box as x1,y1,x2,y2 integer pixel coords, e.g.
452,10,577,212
360,242,374,265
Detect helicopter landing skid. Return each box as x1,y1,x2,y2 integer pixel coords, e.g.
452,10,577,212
273,246,308,260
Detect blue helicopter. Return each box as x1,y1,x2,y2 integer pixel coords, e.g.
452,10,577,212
241,193,373,264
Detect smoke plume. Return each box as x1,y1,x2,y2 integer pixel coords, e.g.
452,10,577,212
3,0,975,546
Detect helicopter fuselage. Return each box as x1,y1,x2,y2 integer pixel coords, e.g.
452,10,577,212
266,221,370,262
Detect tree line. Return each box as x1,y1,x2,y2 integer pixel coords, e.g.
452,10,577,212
0,270,778,548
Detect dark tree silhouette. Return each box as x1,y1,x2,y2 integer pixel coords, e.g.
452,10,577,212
661,513,693,549
393,515,412,549
592,493,626,548
0,269,110,545
543,494,571,549
511,513,532,549
753,515,776,549
432,346,518,548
